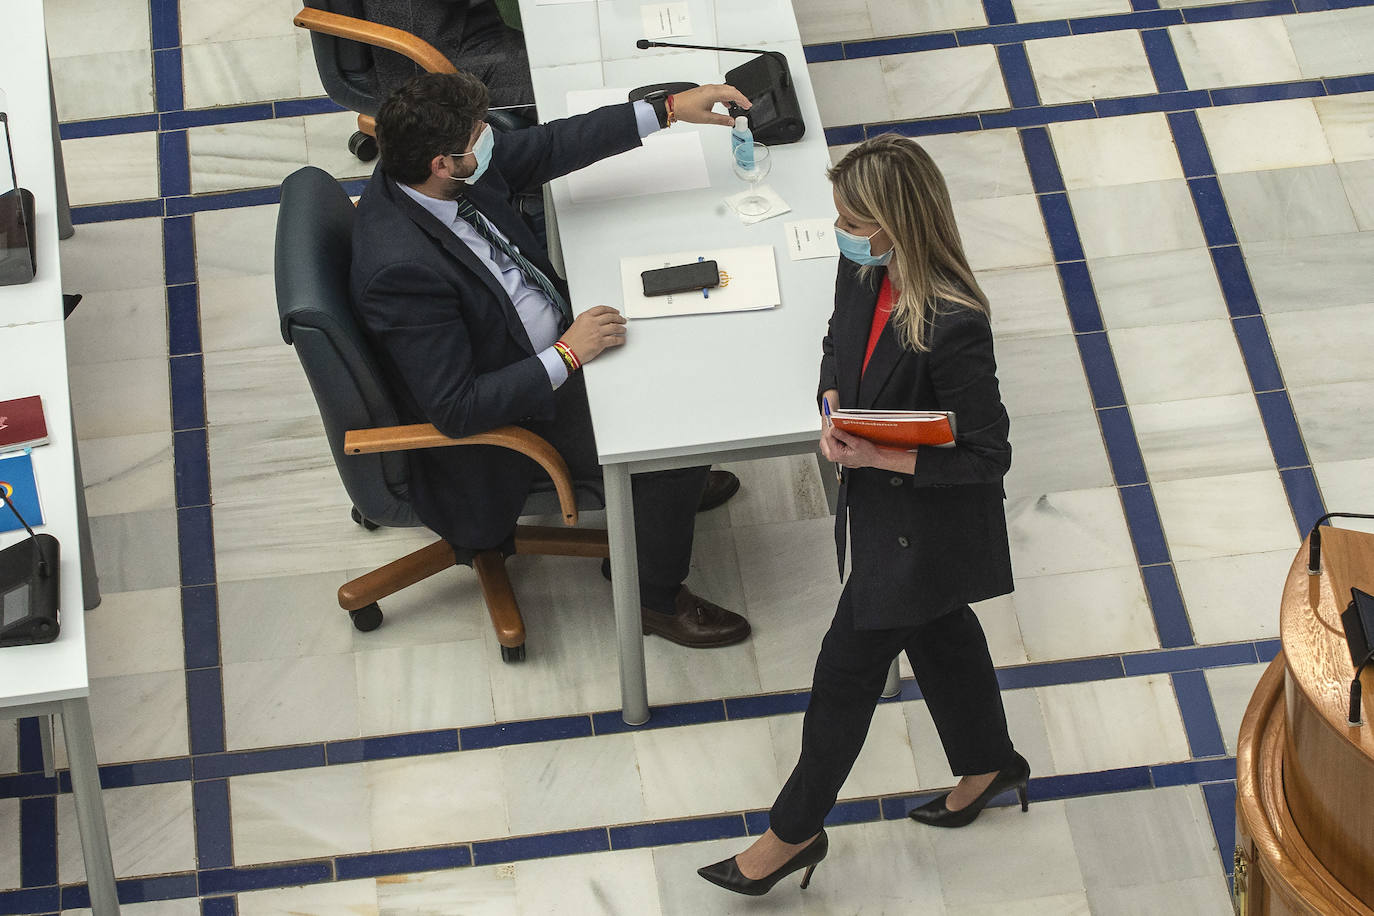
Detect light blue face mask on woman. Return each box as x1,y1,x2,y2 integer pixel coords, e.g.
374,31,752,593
449,123,493,185
834,223,893,267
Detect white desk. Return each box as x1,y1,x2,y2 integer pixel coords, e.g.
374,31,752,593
1,2,119,912
520,0,838,724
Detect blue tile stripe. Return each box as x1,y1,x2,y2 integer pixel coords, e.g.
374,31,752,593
19,797,56,888
1171,670,1229,758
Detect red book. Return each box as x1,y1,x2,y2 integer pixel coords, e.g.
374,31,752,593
828,409,956,450
0,396,48,452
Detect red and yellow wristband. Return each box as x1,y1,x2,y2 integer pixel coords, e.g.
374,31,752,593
553,340,581,372
665,94,677,127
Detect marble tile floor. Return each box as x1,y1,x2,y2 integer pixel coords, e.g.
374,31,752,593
8,0,1374,910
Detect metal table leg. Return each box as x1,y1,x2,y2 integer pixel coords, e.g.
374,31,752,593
47,59,74,240
881,657,901,699
604,462,649,726
40,714,55,777
60,697,119,914
69,409,101,610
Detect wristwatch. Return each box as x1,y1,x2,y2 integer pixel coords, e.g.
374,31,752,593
648,94,671,130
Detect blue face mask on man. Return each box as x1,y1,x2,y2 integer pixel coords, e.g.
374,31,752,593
448,123,493,185
834,222,893,267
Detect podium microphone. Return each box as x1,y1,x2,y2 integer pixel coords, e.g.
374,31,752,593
634,39,791,86
1307,511,1374,575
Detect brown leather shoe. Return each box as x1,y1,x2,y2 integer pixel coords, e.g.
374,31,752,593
641,587,751,648
698,470,741,513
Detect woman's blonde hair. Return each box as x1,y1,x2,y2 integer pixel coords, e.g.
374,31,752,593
828,134,989,352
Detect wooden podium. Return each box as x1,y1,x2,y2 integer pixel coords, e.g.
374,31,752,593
1235,527,1374,914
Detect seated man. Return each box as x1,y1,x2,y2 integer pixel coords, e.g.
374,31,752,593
351,71,753,648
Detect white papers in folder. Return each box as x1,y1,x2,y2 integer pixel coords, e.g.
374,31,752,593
642,3,692,38
564,89,711,203
620,246,780,319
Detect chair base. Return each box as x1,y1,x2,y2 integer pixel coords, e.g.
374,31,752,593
336,525,610,659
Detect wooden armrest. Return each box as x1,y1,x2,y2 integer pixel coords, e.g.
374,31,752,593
294,7,456,74
344,423,580,526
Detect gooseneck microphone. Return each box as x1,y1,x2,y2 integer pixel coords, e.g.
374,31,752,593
634,39,791,87
1307,511,1374,575
1350,652,1372,726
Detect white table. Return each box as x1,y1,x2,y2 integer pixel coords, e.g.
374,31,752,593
519,0,839,724
1,2,119,912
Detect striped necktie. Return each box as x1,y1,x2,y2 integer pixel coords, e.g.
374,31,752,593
454,197,572,323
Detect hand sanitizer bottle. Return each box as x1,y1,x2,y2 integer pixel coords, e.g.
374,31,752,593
731,116,754,171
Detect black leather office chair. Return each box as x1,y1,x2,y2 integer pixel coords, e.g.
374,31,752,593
273,165,607,662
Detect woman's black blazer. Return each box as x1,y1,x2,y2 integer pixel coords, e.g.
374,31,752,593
819,258,1014,630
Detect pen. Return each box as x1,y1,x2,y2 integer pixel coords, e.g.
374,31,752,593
821,399,841,483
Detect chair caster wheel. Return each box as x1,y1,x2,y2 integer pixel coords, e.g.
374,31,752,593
350,603,383,632
500,643,526,663
348,131,378,162
351,507,380,531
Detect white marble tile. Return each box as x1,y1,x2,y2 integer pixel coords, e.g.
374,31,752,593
1177,549,1291,645
49,49,156,121
770,702,919,800
720,454,829,527
199,273,283,352
908,687,1056,790
1169,19,1302,90
1154,470,1298,562
61,132,160,206
1268,303,1374,388
884,45,1010,120
367,750,508,847
304,110,377,182
982,264,1072,340
218,568,353,663
356,639,496,734
829,142,861,166
516,848,663,916
1342,160,1374,231
88,508,181,593
872,0,986,34
793,0,872,43
501,733,645,835
1003,408,1114,500
933,801,1087,907
189,118,309,194
1025,32,1156,105
808,58,889,127
83,586,183,678
1110,319,1251,405
1198,99,1333,173
208,415,338,509
63,901,201,916
1038,675,1191,772
58,217,164,293
1316,458,1374,534
947,894,1092,916
297,30,327,99
1284,7,1374,79
180,0,300,45
1244,232,1374,315
1132,393,1275,482
635,718,779,820
223,653,360,749
1014,0,1128,17
954,195,1054,271
204,344,320,427
1220,164,1358,243
971,591,1033,667
1314,92,1374,162
77,431,175,517
1206,663,1268,755
0,723,17,776
182,35,302,109
1066,785,1221,893
349,561,488,651
239,879,380,916
69,355,171,440
1049,113,1183,189
1012,565,1158,661
64,285,168,368
1291,380,1374,465
377,865,517,916
921,129,1035,203
196,198,279,281
995,333,1093,420
1069,179,1205,259
1090,248,1228,330
57,782,194,882
0,798,18,890
1086,874,1233,914
735,516,844,694
1006,487,1137,578
45,0,151,57
232,764,372,865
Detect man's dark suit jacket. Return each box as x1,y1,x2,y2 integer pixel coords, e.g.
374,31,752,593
350,102,642,550
820,258,1015,630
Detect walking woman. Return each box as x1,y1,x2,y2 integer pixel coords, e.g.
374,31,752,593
698,134,1029,896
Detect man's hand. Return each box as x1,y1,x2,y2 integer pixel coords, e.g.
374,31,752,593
671,84,751,127
559,305,627,365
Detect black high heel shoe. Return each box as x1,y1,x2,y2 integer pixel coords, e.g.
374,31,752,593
909,752,1031,829
697,829,829,896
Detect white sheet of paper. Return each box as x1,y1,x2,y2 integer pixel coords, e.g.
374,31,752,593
565,88,628,116
784,218,840,260
620,246,780,319
567,131,710,203
725,185,791,225
641,2,692,38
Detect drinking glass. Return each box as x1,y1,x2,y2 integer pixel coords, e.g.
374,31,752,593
731,142,772,217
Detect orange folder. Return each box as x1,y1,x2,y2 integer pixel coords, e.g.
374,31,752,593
828,409,956,450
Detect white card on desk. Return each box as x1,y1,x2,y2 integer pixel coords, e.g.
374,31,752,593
784,218,840,260
620,246,780,319
566,131,709,203
641,2,692,38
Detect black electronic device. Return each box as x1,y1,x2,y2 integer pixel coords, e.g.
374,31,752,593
641,260,720,297
1343,587,1374,669
635,39,805,145
628,81,699,104
0,491,60,647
